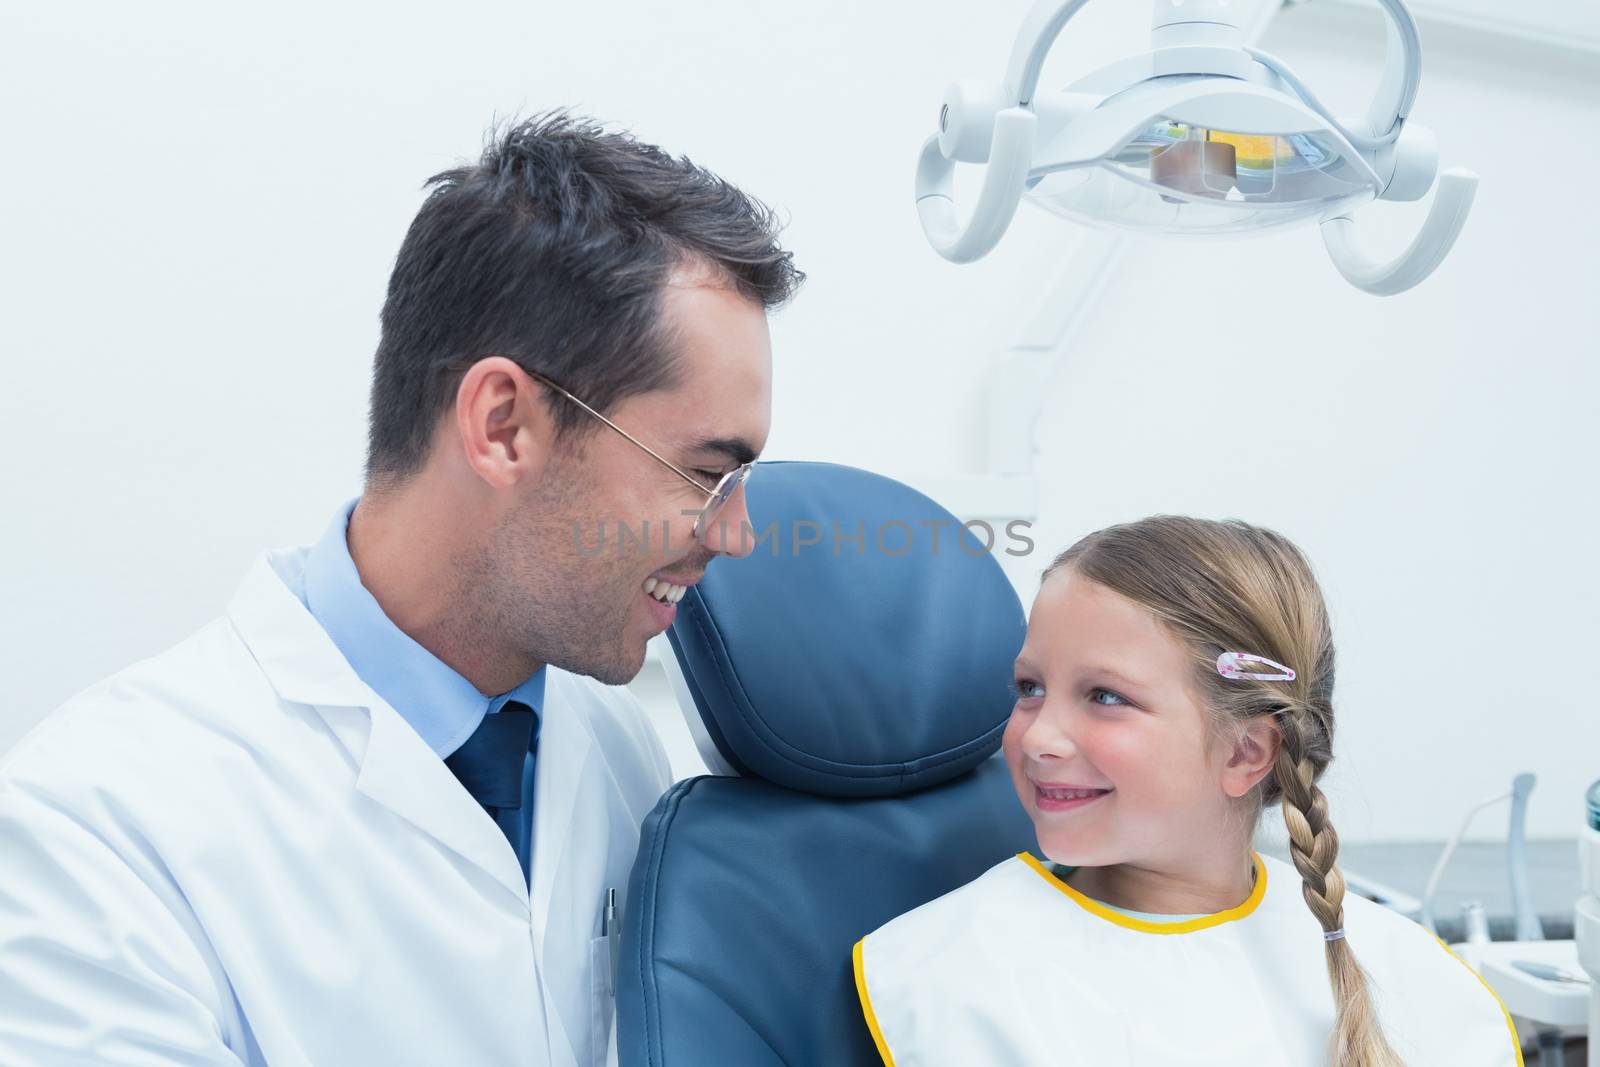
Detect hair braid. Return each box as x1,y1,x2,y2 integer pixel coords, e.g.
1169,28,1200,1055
1275,704,1405,1067
1273,708,1345,930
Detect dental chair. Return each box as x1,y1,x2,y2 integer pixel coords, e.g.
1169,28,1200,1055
616,461,1035,1066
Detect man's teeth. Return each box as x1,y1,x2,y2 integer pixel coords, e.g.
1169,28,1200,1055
1038,786,1109,800
642,578,687,604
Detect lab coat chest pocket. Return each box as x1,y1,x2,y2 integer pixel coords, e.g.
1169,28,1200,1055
589,934,613,1067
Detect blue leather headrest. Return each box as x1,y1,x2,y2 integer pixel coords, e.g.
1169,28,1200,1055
665,461,1026,798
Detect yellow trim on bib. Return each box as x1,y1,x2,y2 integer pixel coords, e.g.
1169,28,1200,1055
1017,852,1268,934
852,937,899,1067
1429,934,1526,1066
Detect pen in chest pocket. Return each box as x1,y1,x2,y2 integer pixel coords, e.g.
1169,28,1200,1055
603,888,619,996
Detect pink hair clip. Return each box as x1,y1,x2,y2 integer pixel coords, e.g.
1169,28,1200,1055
1216,651,1296,682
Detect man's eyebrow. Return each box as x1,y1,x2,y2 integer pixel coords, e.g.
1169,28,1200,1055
686,436,760,466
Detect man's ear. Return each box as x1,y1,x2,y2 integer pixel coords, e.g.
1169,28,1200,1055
453,357,555,489
1221,714,1282,799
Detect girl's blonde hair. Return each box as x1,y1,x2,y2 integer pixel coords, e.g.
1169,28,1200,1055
1045,515,1403,1067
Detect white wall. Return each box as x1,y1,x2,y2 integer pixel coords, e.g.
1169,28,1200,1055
2,1,1594,842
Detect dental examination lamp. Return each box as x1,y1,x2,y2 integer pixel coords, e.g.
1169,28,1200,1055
916,0,1479,294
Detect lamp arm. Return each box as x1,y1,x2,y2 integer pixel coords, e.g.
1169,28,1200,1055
1002,0,1098,105
1368,0,1423,136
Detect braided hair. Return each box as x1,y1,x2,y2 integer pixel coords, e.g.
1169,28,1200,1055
1045,516,1404,1067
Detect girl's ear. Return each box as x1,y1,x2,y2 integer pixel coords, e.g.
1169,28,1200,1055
1221,714,1281,799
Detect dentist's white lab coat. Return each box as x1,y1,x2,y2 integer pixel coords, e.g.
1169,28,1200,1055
0,544,673,1067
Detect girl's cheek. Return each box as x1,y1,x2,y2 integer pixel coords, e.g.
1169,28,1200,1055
1001,717,1039,812
1099,721,1200,804
1079,717,1160,791
1001,708,1034,760
1077,716,1130,763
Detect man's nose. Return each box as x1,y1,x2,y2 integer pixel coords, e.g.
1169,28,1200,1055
702,484,755,559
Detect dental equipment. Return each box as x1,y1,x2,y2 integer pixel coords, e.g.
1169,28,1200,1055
1430,773,1586,1064
915,0,1479,294
1512,960,1590,986
1578,779,1600,1066
1420,774,1539,938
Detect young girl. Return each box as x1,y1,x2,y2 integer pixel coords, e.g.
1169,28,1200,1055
852,516,1521,1066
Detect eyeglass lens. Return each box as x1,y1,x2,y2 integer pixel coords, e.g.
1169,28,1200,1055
691,465,752,544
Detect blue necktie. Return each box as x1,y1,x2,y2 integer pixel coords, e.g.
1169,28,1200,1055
444,700,535,885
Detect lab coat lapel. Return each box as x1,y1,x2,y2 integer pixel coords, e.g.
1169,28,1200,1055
354,702,532,906
529,671,595,950
228,548,531,907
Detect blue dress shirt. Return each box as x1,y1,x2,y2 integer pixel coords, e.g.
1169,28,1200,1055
300,498,545,883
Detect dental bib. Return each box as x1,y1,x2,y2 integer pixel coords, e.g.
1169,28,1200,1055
853,852,1520,1065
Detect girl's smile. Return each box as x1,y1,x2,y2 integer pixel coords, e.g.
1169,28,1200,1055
1029,782,1113,813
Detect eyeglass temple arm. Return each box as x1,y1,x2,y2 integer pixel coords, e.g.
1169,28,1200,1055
524,372,714,494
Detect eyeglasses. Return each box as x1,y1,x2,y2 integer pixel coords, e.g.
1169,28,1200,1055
447,360,753,547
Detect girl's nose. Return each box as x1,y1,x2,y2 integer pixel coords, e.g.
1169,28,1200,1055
1021,711,1077,763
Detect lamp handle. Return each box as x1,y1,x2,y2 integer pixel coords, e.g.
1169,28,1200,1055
915,110,1038,264
1320,167,1478,295
913,0,1082,263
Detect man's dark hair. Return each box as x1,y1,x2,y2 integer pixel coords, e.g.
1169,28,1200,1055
365,111,803,485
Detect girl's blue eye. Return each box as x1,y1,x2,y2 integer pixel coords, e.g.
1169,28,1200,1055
1090,688,1129,706
1010,679,1044,700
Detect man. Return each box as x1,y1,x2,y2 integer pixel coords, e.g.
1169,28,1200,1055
0,113,802,1066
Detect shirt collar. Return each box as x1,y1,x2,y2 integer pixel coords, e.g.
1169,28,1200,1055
302,497,545,757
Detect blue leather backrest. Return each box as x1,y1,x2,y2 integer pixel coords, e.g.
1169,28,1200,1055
664,461,1027,796
618,461,1037,1067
